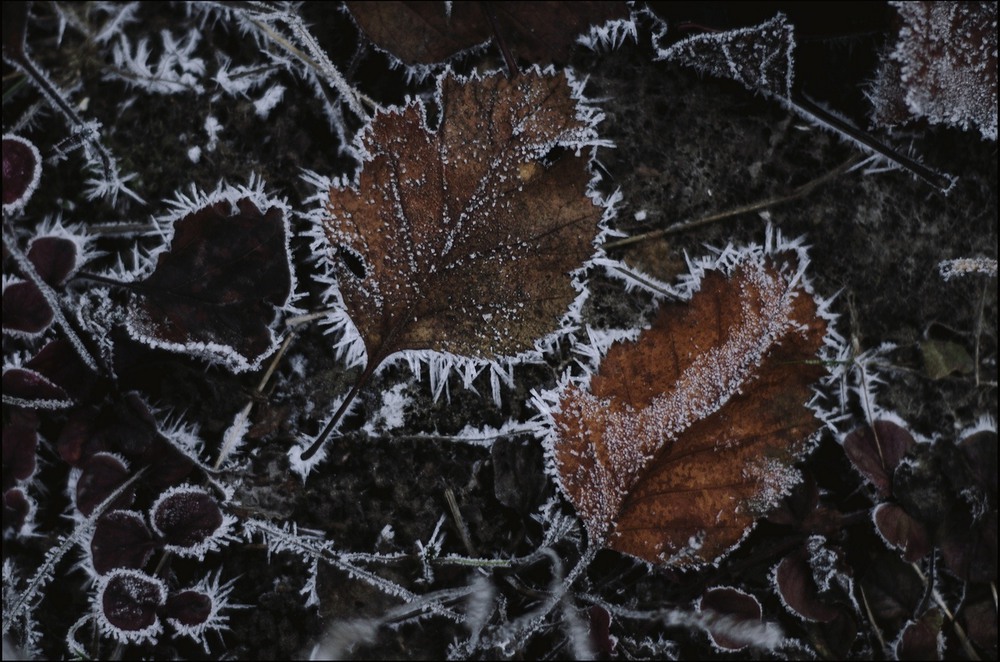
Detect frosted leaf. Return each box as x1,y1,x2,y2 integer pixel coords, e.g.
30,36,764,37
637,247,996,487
94,568,166,644
654,14,796,98
323,67,606,367
887,1,997,140
545,241,834,566
148,485,235,559
2,134,43,215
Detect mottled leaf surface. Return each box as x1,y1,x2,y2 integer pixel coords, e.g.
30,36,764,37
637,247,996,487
551,255,827,565
325,69,602,365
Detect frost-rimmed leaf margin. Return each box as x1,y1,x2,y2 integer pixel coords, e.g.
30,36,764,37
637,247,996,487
147,484,238,560
531,226,847,568
294,65,621,472
2,134,43,215
92,567,167,645
112,174,302,373
342,4,639,84
165,571,245,653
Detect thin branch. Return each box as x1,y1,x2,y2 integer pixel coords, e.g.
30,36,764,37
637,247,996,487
603,154,864,250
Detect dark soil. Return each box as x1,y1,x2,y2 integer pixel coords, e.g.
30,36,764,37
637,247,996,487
3,3,996,660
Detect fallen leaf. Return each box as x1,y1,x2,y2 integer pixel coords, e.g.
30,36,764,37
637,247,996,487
872,502,931,563
126,193,293,373
843,419,915,499
2,134,42,214
324,68,604,366
878,1,997,141
919,338,973,379
894,608,944,661
549,249,829,565
346,1,629,67
699,586,762,650
654,13,795,98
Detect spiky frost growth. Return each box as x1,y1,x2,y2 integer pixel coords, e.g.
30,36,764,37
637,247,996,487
105,29,207,94
2,560,41,658
577,13,639,52
2,472,147,647
166,571,246,653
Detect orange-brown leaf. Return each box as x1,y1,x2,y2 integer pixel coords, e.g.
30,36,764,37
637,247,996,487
551,255,828,566
324,70,603,366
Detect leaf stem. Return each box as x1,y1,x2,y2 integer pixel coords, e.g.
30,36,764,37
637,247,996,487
482,2,519,79
299,358,379,462
2,221,104,374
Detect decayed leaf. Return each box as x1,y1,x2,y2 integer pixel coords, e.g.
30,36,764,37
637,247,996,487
548,248,829,565
346,2,629,68
324,68,604,368
653,13,796,98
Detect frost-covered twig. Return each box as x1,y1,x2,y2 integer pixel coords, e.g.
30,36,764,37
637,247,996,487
1,220,100,373
2,469,148,640
241,2,371,119
602,154,864,250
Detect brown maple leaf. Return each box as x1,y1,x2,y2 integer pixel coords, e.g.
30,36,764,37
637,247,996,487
300,68,606,465
548,247,830,566
324,68,603,367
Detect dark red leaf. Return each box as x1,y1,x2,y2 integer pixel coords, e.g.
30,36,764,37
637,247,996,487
2,134,41,210
56,406,102,466
843,419,915,498
150,487,223,549
774,547,841,623
895,608,944,661
2,280,52,334
145,437,195,491
100,569,165,633
127,197,291,372
27,236,77,287
24,338,95,400
699,586,762,651
76,452,133,517
938,428,998,583
960,595,998,657
939,508,997,583
3,487,32,535
873,503,931,563
1,367,70,404
165,590,213,626
2,413,37,490
585,604,615,657
91,510,155,575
